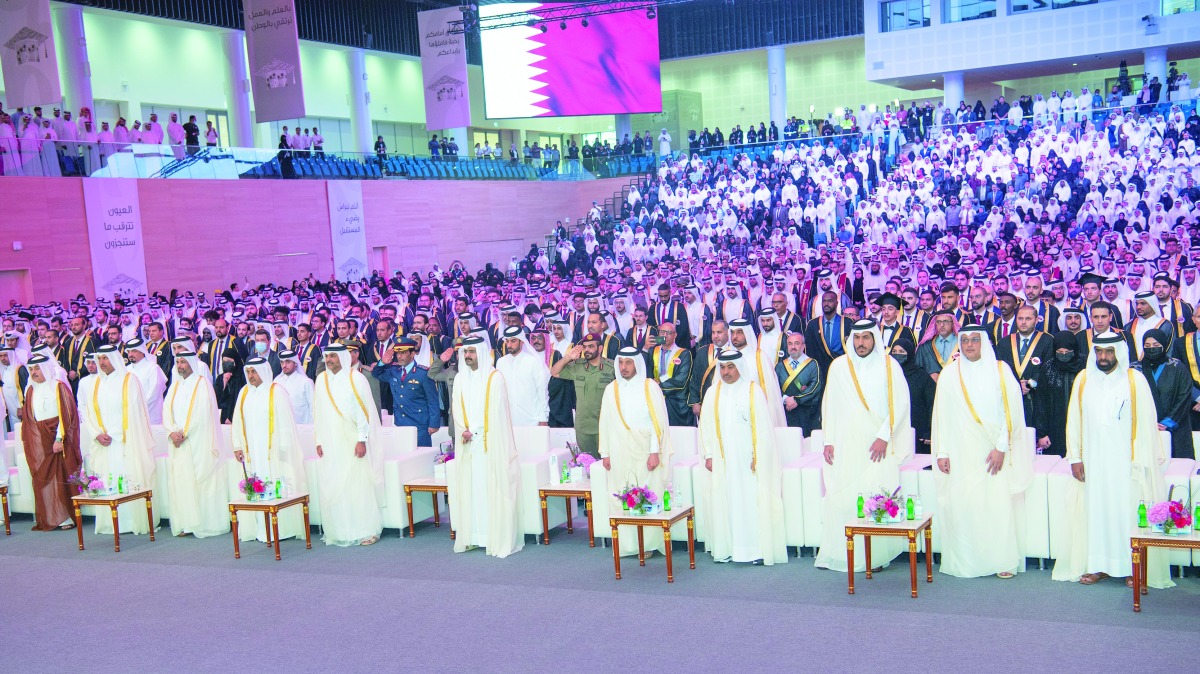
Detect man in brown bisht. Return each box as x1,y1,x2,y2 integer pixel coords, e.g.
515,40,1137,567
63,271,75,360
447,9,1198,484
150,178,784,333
19,354,83,531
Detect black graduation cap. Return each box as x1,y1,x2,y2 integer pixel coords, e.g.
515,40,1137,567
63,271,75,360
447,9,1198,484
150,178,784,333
876,292,904,310
1077,272,1106,288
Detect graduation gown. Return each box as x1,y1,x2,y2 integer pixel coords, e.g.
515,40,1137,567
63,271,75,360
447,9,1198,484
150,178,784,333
996,332,1054,442
649,345,693,426
775,356,822,435
1137,358,1194,459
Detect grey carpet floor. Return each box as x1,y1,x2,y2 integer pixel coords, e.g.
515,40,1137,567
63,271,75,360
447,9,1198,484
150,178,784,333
2,510,1196,673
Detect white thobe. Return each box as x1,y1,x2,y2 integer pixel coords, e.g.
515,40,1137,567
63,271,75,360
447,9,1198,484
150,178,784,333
699,378,787,564
276,372,314,424
81,374,157,535
313,370,383,546
163,375,228,538
233,384,307,542
496,351,549,426
129,359,166,424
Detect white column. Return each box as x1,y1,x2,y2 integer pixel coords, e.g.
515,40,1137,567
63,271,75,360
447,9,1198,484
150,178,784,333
1145,47,1168,91
347,49,373,155
943,71,964,109
53,4,93,115
615,114,632,142
767,46,786,129
221,30,254,148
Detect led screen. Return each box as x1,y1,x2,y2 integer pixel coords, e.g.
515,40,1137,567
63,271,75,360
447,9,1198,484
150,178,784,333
479,2,662,118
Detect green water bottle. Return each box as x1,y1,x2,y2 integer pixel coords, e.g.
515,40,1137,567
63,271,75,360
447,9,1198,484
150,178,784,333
118,475,125,495
275,479,282,499
1193,502,1199,532
622,496,629,511
1137,500,1148,528
856,493,865,519
906,496,915,521
664,486,672,512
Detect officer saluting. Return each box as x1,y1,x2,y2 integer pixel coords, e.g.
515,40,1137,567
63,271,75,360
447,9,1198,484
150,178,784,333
372,338,442,447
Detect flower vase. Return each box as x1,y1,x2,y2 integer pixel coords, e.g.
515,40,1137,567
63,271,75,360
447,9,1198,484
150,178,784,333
569,466,585,483
433,463,447,480
872,512,885,524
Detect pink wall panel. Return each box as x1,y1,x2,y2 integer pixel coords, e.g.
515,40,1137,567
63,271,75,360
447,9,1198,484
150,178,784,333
0,176,630,304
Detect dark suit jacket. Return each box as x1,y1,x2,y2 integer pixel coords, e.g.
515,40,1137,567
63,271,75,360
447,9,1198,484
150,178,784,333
624,324,659,351
647,300,692,347
803,314,852,375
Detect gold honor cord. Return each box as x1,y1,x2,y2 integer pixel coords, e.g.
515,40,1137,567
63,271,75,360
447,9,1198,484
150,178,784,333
612,380,664,442
713,382,757,469
92,374,131,443
845,355,895,452
1186,338,1200,386
932,343,959,369
1073,369,1138,461
168,379,202,435
1009,333,1042,379
956,363,1014,465
238,385,277,465
780,356,811,393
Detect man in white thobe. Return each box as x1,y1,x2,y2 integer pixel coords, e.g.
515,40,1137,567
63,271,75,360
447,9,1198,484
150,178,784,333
276,349,315,424
699,348,787,565
448,336,523,558
231,357,308,542
816,319,913,572
163,351,229,538
313,345,384,546
125,338,166,424
495,326,550,427
167,113,186,160
932,326,1033,578
599,347,675,557
727,318,787,426
756,308,784,368
1055,332,1173,588
80,345,158,535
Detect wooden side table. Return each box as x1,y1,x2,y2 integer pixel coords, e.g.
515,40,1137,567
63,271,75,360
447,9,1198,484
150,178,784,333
229,494,311,561
0,483,9,536
539,481,593,546
610,506,695,583
403,476,454,540
72,489,156,552
1130,528,1200,612
845,514,933,598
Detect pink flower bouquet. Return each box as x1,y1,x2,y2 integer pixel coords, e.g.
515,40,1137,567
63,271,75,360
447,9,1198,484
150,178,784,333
69,468,105,496
614,485,658,514
239,475,268,501
865,487,903,523
1147,486,1194,535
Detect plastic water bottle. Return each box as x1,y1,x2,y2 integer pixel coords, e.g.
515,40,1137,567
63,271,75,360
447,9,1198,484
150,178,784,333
274,479,282,499
856,493,865,519
1137,500,1148,528
664,485,672,512
118,475,125,494
905,496,915,521
107,473,114,494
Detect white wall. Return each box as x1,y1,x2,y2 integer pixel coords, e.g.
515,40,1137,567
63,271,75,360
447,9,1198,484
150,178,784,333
865,0,1200,83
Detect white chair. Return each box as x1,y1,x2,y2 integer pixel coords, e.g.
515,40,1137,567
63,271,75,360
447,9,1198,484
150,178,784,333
804,429,824,456
382,447,440,534
1025,454,1060,565
780,454,806,555
774,426,803,465
667,426,699,520
797,452,825,549
511,426,569,540
1046,459,1077,563
905,454,936,553
1163,457,1196,567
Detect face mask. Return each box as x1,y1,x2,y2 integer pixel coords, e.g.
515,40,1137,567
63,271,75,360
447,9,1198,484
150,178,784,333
254,341,268,354
892,353,908,364
1144,346,1164,361
1055,351,1075,362
221,361,236,373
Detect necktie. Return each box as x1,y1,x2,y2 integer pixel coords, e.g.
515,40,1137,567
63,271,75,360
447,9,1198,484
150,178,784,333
977,314,983,325
1002,322,1009,337
1019,337,1029,358
791,359,799,369
824,319,832,346
400,365,408,383
659,349,668,376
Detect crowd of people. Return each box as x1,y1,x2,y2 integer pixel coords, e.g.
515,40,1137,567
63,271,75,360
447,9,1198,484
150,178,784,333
3,81,1200,584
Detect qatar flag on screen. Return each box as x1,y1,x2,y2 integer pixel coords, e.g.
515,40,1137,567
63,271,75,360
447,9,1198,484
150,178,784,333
479,2,662,118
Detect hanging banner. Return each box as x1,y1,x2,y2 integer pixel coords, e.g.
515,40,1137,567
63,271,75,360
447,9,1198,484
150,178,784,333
83,178,149,299
243,0,306,123
327,181,368,283
0,0,62,108
418,7,471,130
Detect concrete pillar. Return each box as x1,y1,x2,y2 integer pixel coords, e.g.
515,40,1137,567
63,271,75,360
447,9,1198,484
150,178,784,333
445,127,468,156
943,71,964,109
1145,47,1168,92
53,5,93,115
347,49,372,155
221,31,254,148
615,114,632,144
767,45,787,129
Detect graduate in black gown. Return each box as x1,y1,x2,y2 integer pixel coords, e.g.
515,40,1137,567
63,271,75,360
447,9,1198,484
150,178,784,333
892,337,935,453
1137,328,1194,459
1041,331,1082,458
